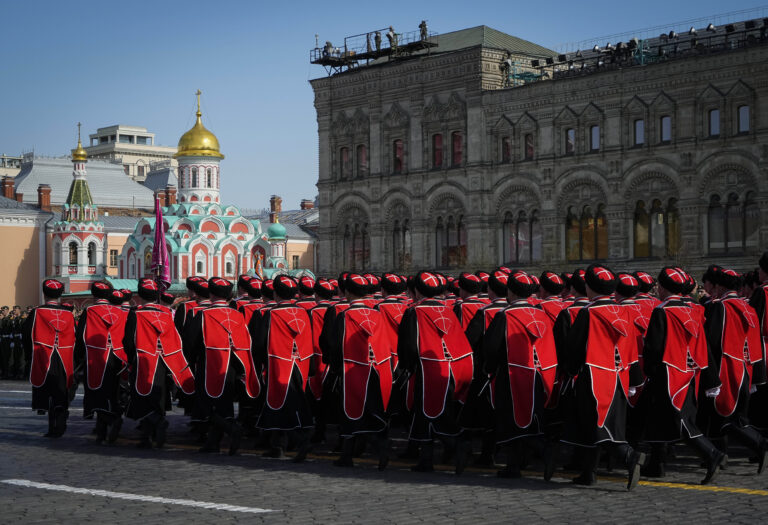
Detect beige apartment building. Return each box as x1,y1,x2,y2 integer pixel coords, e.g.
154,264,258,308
85,125,177,182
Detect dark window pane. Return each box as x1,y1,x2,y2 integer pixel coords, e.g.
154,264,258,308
709,109,720,137
590,126,600,151
650,200,666,257
596,206,608,259
634,119,644,145
738,105,750,133
432,134,443,168
660,116,671,142
565,128,575,155
581,207,595,260
708,195,725,253
452,132,463,166
531,214,542,262
501,136,511,163
524,134,534,160
566,210,580,261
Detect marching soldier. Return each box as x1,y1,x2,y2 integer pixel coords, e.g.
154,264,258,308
641,267,727,483
252,275,314,460
124,278,196,448
325,273,393,468
397,271,474,473
185,277,259,455
74,281,129,443
561,265,645,490
24,279,76,437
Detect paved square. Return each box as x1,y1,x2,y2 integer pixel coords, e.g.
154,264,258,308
1,381,765,523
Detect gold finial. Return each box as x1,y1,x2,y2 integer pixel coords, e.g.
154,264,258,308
195,89,202,117
275,215,280,224
71,122,87,162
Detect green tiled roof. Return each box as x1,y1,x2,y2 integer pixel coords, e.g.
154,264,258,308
66,179,94,210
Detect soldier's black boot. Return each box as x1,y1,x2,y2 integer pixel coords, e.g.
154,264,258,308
374,432,389,471
727,425,767,474
333,437,355,467
543,439,557,482
622,446,645,491
107,416,123,444
154,415,169,448
262,431,286,458
94,414,108,443
474,431,495,466
641,443,666,478
497,442,522,479
573,447,599,486
199,422,222,453
43,409,56,437
137,418,153,449
411,442,435,472
292,428,312,463
689,435,727,485
52,407,67,438
455,434,471,475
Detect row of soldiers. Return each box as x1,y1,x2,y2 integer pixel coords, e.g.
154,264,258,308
25,254,768,490
0,305,30,379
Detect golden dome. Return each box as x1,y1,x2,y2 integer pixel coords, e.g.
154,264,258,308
174,90,224,159
71,122,87,162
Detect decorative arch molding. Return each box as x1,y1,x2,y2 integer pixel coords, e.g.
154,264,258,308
384,199,412,225
621,171,681,210
580,101,604,119
199,216,225,233
491,115,514,131
423,92,466,123
650,90,677,110
725,79,755,98
554,105,578,123
697,83,726,102
380,185,415,204
423,180,468,203
330,190,372,209
698,163,758,200
556,177,608,210
428,191,467,219
623,95,649,113
60,234,84,247
229,219,253,235
494,183,542,217
553,165,609,192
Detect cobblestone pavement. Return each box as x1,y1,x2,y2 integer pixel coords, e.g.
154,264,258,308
1,380,766,523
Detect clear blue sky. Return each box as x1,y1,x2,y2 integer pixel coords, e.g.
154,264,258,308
1,0,764,210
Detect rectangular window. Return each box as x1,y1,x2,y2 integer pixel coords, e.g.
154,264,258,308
136,136,149,145
356,144,368,176
118,135,133,144
590,125,600,151
137,165,145,178
634,119,644,145
660,116,672,143
99,136,109,144
501,136,511,163
564,128,575,155
393,140,404,173
709,109,720,137
292,255,300,269
340,147,350,179
109,249,118,267
738,105,750,133
432,134,443,168
451,132,463,166
524,134,534,160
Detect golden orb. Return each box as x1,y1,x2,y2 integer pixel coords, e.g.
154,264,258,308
174,91,224,159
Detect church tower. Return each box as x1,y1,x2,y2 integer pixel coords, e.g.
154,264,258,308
51,124,107,291
174,90,224,204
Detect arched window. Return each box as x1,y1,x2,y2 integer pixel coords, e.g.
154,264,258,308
435,215,466,268
225,261,233,275
196,260,204,274
391,219,412,270
503,212,516,262
564,128,575,155
392,220,401,267
191,167,198,187
178,167,184,188
708,194,725,254
87,242,97,266
435,217,444,267
635,198,680,258
206,168,212,188
530,211,542,261
745,191,759,249
432,134,443,169
69,242,78,266
343,225,351,268
129,259,136,278
393,140,404,174
634,201,650,257
517,211,530,264
451,131,463,166
708,109,720,137
144,248,152,275
356,144,368,177
660,115,672,143
567,204,608,261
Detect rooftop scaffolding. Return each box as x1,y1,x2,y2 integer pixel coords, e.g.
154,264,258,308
310,25,438,75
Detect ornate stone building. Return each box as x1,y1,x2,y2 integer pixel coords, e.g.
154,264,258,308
311,23,768,276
